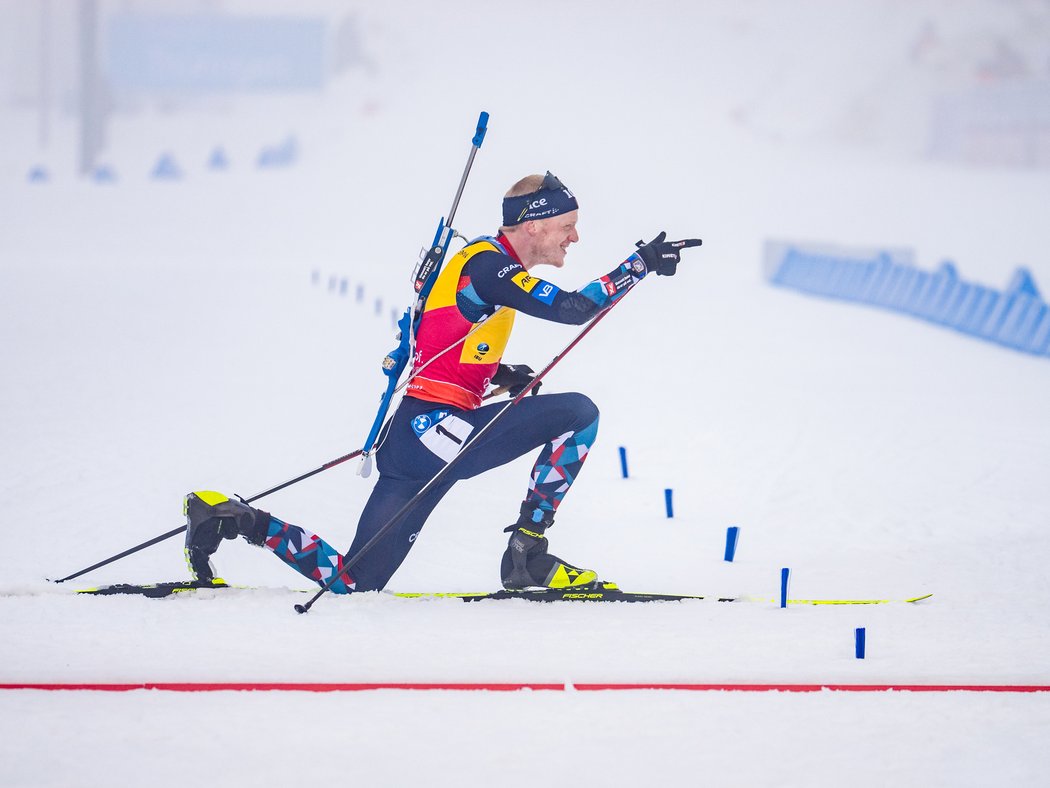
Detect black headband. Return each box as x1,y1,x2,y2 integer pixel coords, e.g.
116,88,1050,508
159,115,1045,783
501,171,579,227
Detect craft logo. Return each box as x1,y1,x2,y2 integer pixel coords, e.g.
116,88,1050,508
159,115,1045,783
519,197,555,222
496,265,518,279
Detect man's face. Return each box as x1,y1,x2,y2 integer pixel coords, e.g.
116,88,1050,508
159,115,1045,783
530,210,579,268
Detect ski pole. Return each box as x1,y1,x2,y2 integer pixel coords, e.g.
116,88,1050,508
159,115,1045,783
294,288,635,614
51,448,365,583
53,380,513,585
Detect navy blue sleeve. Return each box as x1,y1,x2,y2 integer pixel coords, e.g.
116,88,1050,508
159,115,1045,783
464,250,648,326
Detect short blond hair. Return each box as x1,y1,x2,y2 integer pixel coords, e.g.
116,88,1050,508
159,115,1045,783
504,174,545,198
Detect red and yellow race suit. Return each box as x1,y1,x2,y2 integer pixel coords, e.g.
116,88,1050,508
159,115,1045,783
407,234,647,409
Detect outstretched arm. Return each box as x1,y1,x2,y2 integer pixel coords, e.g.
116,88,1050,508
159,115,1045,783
466,234,702,326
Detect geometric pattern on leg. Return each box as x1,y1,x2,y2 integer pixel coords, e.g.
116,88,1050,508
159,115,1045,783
526,415,599,516
262,517,355,594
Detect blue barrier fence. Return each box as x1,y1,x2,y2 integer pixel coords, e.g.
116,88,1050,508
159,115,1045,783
764,240,1049,357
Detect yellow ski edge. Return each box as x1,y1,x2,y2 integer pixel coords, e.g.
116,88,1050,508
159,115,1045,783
741,593,933,605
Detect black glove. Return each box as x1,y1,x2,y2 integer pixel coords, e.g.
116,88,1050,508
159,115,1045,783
634,231,703,276
491,364,541,397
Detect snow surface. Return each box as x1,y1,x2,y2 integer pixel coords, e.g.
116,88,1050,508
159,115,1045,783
2,1,1050,786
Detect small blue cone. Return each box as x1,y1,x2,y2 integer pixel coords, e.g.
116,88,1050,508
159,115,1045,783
207,147,229,170
92,165,117,183
152,153,182,180
257,136,298,168
27,166,49,183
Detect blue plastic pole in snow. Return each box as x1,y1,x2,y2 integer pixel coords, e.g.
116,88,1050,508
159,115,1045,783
724,526,739,561
780,567,790,608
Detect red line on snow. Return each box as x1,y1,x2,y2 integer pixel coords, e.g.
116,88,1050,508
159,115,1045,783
1,682,1049,693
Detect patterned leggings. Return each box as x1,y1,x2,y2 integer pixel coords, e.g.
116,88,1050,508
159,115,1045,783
260,392,599,592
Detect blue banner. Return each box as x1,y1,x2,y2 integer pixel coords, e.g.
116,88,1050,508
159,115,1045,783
106,13,326,92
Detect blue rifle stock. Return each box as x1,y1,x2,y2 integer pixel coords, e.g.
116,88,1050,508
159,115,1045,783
357,112,489,476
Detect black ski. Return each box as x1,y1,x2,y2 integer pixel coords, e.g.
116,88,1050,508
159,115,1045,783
393,586,732,603
75,580,234,598
73,580,717,601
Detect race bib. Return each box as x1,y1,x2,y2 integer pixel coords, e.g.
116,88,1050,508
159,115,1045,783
413,411,474,463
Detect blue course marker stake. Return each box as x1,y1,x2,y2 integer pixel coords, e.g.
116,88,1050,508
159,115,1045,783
724,526,739,561
855,627,866,659
618,447,628,479
664,489,674,518
780,567,790,608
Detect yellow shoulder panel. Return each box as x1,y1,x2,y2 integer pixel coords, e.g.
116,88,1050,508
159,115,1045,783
426,240,500,309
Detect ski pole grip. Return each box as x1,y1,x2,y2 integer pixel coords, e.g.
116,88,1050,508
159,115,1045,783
472,111,489,148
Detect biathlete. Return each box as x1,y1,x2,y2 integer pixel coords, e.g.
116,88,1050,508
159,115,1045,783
183,171,702,592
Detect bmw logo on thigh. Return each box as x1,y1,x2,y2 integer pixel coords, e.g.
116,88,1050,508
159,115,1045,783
411,414,433,436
